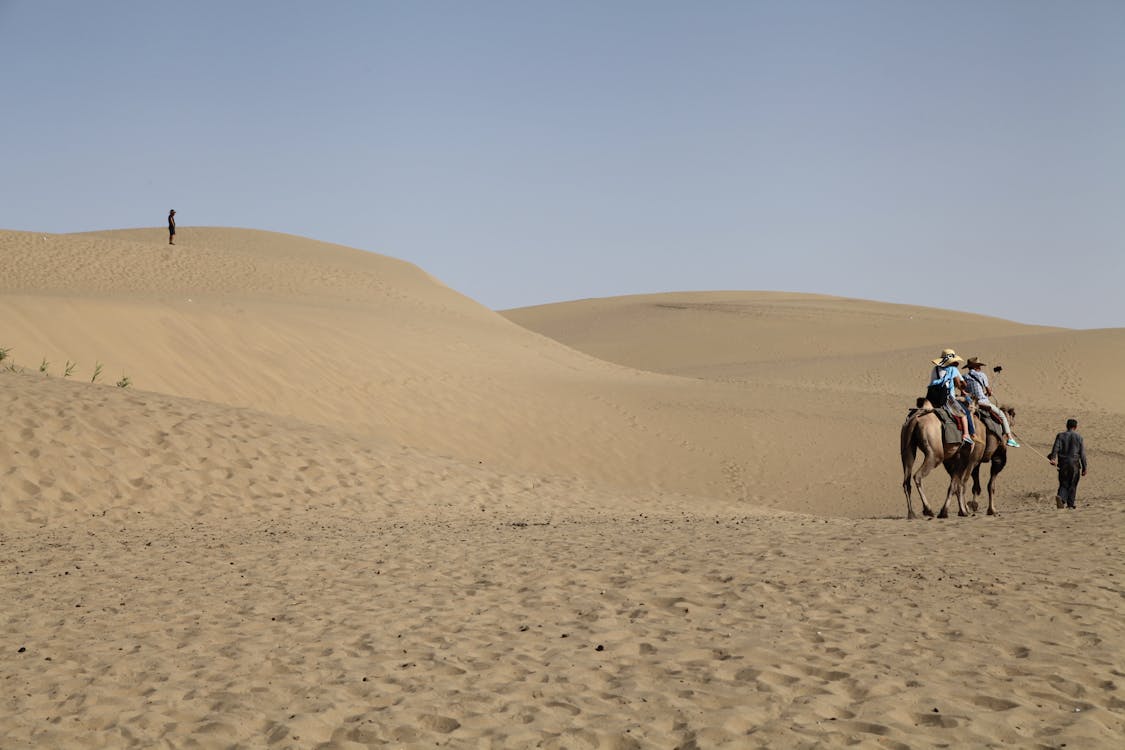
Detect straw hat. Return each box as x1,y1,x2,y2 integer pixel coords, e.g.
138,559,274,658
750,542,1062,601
931,348,964,366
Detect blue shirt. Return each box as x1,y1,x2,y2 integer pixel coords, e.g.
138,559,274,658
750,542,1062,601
929,365,962,398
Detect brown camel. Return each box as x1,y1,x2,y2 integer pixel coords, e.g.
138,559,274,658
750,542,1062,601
900,400,983,519
968,407,1015,516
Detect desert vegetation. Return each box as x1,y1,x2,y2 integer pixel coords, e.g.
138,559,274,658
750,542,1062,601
0,347,130,387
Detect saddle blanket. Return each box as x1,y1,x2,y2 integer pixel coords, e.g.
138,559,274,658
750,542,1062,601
977,409,1004,440
936,409,962,445
906,405,962,446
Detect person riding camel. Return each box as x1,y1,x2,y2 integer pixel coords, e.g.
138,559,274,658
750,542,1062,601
963,357,1020,448
926,349,974,445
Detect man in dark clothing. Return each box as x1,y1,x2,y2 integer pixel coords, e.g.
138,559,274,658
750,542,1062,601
168,209,176,245
1048,419,1088,509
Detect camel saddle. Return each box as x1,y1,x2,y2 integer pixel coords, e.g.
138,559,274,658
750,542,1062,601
976,408,1004,440
934,408,963,445
905,405,963,445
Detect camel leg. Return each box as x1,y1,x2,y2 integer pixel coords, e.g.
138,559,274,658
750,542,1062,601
937,474,955,518
914,461,941,518
938,458,972,519
939,473,969,518
986,452,1007,516
903,444,919,519
955,469,970,517
986,469,996,516
968,463,982,514
913,452,943,518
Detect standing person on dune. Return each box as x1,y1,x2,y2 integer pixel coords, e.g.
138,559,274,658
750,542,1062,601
168,209,176,245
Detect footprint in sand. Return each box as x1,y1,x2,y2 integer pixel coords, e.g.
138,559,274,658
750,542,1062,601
835,719,892,736
972,695,1020,711
915,712,960,728
417,714,461,733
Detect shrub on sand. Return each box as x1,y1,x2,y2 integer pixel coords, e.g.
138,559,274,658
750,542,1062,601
0,350,132,389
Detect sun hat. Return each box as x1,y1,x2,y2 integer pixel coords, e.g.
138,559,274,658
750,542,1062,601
965,356,986,368
931,348,964,366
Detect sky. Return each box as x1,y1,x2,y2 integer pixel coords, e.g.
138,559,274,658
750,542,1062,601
1,1,1122,328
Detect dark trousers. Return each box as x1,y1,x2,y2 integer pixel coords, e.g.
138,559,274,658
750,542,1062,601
1057,460,1082,507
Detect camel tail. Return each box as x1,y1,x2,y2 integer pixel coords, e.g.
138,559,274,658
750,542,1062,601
900,418,918,486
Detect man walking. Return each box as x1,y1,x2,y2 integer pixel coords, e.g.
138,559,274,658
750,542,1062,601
168,209,176,245
1048,418,1088,509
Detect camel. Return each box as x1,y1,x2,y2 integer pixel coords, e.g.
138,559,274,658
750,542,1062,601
900,399,984,519
967,407,1015,516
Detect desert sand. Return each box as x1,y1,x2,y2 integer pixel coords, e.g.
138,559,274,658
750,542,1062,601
2,227,1122,748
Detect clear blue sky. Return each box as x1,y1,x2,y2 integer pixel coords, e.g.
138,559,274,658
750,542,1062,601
2,1,1122,328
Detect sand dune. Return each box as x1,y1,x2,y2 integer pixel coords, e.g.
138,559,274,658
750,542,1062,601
2,227,1122,747
506,292,1125,412
502,291,1061,376
505,292,1125,512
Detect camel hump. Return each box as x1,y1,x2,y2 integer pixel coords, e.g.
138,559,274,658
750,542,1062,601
904,407,930,427
905,398,936,422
